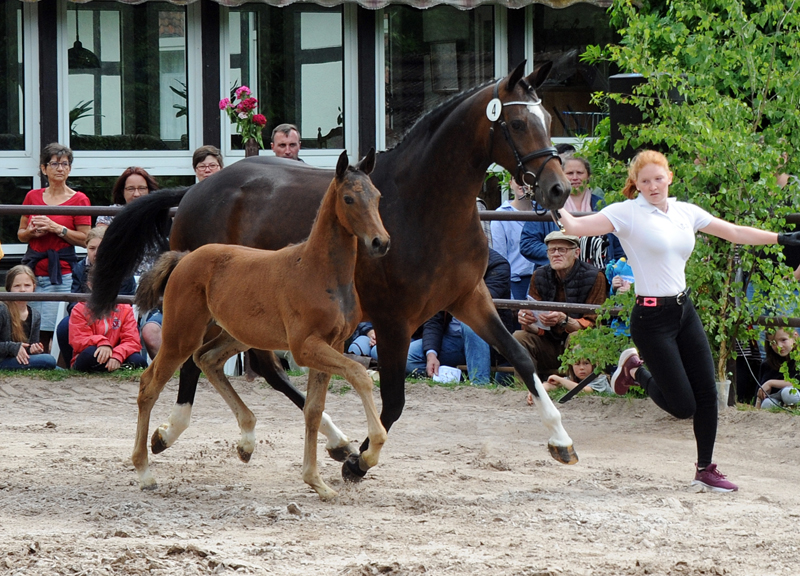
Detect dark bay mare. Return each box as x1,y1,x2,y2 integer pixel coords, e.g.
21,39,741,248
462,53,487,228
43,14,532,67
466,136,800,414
90,61,578,481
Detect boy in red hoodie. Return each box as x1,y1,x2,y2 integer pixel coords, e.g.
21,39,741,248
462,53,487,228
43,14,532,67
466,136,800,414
69,300,147,372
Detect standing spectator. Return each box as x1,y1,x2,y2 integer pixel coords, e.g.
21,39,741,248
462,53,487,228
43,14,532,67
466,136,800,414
513,231,607,381
17,143,91,352
491,179,533,300
0,265,57,370
559,149,800,492
270,124,302,160
519,155,623,270
193,145,223,182
94,167,162,360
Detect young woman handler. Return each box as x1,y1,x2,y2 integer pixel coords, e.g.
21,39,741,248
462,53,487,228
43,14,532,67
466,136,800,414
558,150,800,492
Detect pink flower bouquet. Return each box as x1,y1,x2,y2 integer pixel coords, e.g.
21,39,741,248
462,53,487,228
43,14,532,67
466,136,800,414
220,86,268,149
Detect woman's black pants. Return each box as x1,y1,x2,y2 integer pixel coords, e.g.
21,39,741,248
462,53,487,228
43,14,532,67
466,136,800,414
630,297,718,468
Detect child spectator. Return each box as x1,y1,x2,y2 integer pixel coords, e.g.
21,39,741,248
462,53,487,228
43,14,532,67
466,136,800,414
0,265,57,370
526,353,613,405
757,327,800,409
55,226,136,366
68,280,147,372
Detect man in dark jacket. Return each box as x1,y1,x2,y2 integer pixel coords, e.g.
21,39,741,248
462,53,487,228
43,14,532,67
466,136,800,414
405,248,513,385
514,230,608,380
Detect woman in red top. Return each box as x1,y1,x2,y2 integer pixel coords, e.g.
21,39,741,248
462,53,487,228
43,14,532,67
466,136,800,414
17,143,91,352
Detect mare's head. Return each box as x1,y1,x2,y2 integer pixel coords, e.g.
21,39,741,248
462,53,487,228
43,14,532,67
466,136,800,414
486,61,571,209
334,149,390,258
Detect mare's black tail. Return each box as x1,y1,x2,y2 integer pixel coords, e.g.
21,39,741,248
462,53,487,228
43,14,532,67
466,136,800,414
88,187,189,319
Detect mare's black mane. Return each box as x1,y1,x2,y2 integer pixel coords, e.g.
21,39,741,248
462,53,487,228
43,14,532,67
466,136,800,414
382,80,494,154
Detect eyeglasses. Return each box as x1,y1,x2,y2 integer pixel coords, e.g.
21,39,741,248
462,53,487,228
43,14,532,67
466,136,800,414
196,163,220,171
546,246,576,255
47,161,71,169
124,186,149,193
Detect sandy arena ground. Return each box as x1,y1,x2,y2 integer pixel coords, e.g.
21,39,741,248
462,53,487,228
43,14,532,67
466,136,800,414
0,372,798,575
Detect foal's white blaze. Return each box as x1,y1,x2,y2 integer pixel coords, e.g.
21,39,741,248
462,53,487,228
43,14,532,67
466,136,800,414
530,372,573,447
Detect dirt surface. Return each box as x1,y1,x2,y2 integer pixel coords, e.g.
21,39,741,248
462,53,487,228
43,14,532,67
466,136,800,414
1,372,798,576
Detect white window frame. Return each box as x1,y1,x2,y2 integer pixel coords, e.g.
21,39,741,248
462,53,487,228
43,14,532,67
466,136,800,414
56,0,202,179
0,2,41,187
219,3,355,169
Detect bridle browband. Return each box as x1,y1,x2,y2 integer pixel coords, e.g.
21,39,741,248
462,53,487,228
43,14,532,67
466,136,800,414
488,78,560,200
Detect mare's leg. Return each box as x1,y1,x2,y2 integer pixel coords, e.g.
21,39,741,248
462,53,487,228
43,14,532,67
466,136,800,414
295,338,388,489
450,284,577,465
151,356,202,454
193,332,257,462
248,349,355,461
356,322,410,459
302,369,338,500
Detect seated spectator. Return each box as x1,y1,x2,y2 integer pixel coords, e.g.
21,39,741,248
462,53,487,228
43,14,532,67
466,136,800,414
0,265,57,370
519,155,623,271
527,352,613,405
491,179,534,300
55,227,136,367
18,143,91,352
193,145,224,181
757,327,800,409
513,231,608,381
407,248,514,385
348,322,378,362
69,282,147,373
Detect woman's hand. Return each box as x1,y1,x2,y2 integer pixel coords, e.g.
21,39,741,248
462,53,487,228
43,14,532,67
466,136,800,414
612,276,631,293
29,342,44,355
94,345,113,365
367,329,377,346
15,343,31,365
30,215,61,235
105,358,122,372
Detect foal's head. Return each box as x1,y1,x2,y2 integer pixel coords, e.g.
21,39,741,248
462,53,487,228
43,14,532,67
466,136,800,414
334,149,390,258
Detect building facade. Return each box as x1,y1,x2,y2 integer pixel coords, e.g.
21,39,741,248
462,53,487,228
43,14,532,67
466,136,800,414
1,0,612,243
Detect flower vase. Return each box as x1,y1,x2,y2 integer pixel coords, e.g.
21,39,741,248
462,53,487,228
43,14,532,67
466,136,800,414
244,137,259,157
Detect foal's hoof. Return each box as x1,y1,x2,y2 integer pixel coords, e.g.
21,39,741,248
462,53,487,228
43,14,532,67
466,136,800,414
237,445,253,463
327,441,359,463
151,430,168,455
548,443,579,465
342,454,368,483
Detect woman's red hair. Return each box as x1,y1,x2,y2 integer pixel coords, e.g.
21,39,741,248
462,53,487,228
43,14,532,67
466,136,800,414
621,150,671,199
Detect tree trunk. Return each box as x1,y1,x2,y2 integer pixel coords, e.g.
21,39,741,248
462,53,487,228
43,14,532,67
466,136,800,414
244,137,259,157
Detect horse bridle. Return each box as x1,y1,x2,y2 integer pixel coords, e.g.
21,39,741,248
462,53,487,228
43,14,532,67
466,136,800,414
489,78,561,200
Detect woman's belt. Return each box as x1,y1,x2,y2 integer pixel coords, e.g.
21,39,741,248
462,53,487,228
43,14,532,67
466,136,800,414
635,288,691,307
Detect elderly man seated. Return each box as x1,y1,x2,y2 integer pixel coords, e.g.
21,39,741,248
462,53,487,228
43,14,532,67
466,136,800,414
514,230,608,382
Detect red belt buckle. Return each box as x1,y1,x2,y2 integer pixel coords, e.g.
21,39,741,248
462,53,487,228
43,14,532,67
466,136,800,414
642,297,658,307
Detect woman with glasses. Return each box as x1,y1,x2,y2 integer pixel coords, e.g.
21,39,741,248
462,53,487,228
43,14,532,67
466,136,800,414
17,143,91,352
192,145,223,182
96,167,162,361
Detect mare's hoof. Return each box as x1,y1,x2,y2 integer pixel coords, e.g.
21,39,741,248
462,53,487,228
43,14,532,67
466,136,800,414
327,441,359,463
342,454,367,483
548,443,579,465
237,445,253,463
140,481,158,491
151,430,168,455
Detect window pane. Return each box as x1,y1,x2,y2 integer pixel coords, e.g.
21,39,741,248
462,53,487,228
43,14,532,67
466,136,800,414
384,5,494,149
0,178,30,244
533,5,616,138
228,5,344,150
67,2,189,151
0,3,24,150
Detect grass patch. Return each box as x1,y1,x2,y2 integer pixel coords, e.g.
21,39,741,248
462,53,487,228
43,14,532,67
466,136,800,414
0,367,146,382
